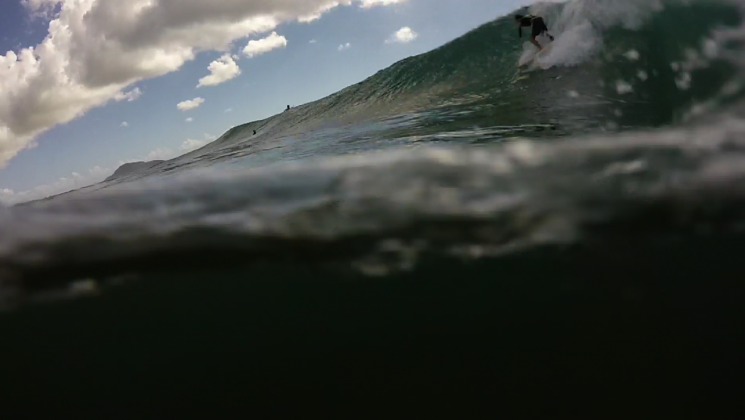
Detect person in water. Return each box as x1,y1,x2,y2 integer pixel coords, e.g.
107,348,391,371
515,14,554,50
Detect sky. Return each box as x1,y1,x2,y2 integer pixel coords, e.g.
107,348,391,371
0,0,534,205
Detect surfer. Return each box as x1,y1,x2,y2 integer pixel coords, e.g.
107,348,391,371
515,14,554,50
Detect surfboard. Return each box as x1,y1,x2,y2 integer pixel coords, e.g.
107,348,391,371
512,74,531,84
517,41,555,70
532,43,555,65
518,49,538,68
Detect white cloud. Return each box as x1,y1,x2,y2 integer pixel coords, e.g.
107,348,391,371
0,0,403,168
21,0,59,19
225,108,233,113
198,54,241,87
0,165,111,205
114,87,142,102
117,148,172,166
128,137,214,165
179,138,208,152
185,117,193,122
386,27,418,44
124,133,217,166
177,97,205,111
144,147,176,161
338,42,351,51
309,39,317,44
360,0,407,7
296,0,404,22
120,121,129,127
181,133,216,152
243,32,288,58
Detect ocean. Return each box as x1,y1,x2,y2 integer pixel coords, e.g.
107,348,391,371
2,0,745,416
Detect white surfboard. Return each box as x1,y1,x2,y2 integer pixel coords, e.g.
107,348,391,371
517,39,556,70
532,43,555,68
518,48,539,68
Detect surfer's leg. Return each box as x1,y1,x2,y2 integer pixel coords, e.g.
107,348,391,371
530,36,543,50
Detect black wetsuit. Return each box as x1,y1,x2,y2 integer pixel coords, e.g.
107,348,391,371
518,15,553,40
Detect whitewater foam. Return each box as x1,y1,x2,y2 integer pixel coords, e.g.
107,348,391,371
520,0,745,71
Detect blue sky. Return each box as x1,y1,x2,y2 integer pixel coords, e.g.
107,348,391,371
0,0,530,204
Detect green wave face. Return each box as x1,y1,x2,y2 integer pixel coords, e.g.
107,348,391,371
319,0,745,131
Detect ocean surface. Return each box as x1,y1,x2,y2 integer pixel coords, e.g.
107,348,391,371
2,0,745,415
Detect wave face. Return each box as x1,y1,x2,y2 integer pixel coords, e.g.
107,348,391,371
2,1,745,414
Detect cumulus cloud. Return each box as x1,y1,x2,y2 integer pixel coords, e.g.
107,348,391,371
177,97,205,111
0,165,111,205
338,42,352,51
120,121,129,127
243,32,288,58
0,0,404,168
114,87,142,102
386,27,418,43
198,54,241,87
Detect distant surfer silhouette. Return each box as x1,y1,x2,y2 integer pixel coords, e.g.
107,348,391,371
515,14,554,51
285,105,291,111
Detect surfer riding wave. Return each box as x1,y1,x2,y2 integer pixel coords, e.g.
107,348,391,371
515,14,554,50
